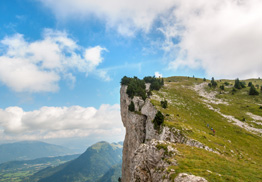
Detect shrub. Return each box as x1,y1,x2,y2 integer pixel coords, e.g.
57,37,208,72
249,85,259,95
248,82,252,87
143,76,164,91
224,82,230,86
240,81,246,88
153,111,164,130
128,101,135,112
234,78,242,89
126,78,147,100
143,76,156,83
211,77,217,88
220,85,225,90
232,88,237,94
203,78,206,81
161,100,168,108
121,76,131,85
150,81,161,91
121,76,164,100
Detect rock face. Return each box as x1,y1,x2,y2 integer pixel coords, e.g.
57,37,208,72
120,85,208,182
132,139,177,182
121,85,158,182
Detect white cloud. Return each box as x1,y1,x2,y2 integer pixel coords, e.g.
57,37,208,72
154,72,162,78
84,46,107,69
0,57,60,92
38,0,262,78
0,104,124,141
0,29,109,92
38,0,175,36
164,0,262,79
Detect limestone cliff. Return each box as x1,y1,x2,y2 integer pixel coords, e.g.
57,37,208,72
120,85,208,182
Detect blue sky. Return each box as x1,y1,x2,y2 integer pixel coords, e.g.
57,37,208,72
0,0,261,148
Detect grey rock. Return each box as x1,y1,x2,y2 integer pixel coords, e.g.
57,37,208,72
174,173,208,182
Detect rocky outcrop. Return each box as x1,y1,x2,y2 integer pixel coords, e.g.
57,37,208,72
121,85,158,182
132,139,177,182
174,173,208,182
121,85,209,182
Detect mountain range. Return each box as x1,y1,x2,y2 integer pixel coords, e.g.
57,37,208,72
0,141,73,164
28,141,123,182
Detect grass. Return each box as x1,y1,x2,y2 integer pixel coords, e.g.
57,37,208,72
170,144,262,182
150,76,262,181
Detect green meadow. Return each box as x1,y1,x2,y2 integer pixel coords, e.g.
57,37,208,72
151,76,262,181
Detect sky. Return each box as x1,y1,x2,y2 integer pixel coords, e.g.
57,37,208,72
0,0,261,150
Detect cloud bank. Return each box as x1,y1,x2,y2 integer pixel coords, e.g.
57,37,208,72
0,29,109,92
38,0,174,36
0,104,124,141
39,0,262,78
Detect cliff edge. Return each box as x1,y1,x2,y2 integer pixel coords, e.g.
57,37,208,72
120,84,208,182
120,76,262,182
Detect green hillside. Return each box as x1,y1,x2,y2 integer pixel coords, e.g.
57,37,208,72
0,141,73,164
97,163,122,182
150,76,262,181
30,141,122,182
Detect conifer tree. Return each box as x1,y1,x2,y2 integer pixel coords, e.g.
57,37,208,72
249,85,259,95
234,78,242,89
211,77,217,88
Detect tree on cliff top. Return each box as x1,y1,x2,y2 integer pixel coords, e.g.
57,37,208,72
121,76,164,100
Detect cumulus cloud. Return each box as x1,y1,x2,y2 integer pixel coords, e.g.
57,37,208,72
154,72,162,78
164,0,262,79
84,46,107,69
0,104,124,141
39,0,262,78
0,29,109,92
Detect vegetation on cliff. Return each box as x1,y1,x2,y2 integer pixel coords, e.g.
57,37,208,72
121,76,164,100
153,111,164,130
149,76,262,181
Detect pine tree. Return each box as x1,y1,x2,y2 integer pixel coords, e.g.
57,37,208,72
220,85,225,90
153,111,164,130
249,85,259,95
161,100,168,108
211,77,217,88
234,78,242,89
